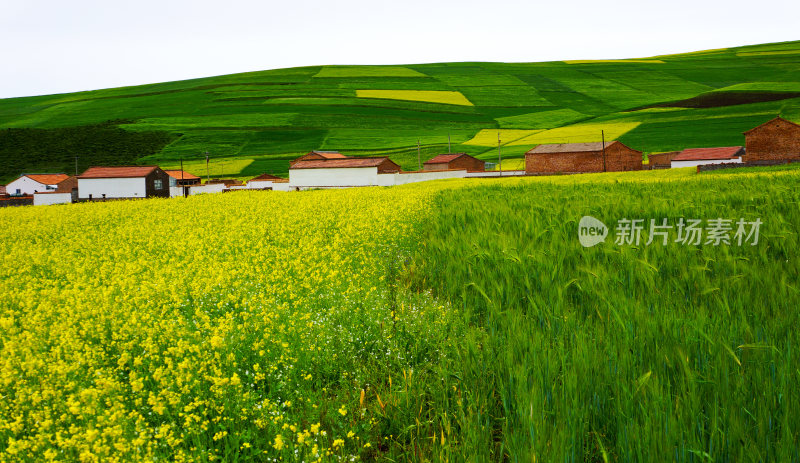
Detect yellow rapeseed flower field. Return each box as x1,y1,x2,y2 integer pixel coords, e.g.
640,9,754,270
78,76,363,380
0,188,460,462
355,90,473,106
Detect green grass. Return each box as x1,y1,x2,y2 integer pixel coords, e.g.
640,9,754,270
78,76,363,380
1,40,800,180
400,168,800,460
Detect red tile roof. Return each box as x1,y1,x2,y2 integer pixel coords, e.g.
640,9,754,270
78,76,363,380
673,146,744,161
78,166,159,179
249,174,284,181
311,151,347,159
291,158,394,169
164,170,200,180
26,173,70,185
425,153,466,164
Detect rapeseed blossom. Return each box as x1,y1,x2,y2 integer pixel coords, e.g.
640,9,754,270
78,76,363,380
0,187,460,461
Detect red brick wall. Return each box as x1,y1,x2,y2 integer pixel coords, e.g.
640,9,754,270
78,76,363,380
645,151,680,170
424,155,485,172
525,151,602,174
605,142,643,171
449,156,485,172
525,142,642,174
744,119,800,163
377,159,401,174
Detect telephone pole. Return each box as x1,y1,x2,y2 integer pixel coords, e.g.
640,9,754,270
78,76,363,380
498,132,503,176
74,156,78,176
417,139,422,171
205,151,210,182
601,130,607,172
447,133,451,153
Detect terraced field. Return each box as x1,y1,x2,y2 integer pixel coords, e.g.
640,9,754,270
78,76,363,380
1,40,800,181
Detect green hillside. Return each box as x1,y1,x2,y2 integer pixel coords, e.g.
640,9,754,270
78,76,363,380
2,40,800,182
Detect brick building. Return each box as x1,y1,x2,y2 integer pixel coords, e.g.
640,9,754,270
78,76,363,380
423,153,485,172
77,166,171,200
743,117,800,164
646,151,680,169
671,146,744,168
290,151,348,166
525,141,642,174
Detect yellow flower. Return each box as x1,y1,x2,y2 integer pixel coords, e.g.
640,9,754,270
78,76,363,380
273,435,284,450
338,405,347,416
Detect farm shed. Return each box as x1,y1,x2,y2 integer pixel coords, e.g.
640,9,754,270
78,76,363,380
77,166,170,200
743,117,800,163
290,151,348,166
34,176,80,205
423,153,485,172
165,170,202,187
5,173,70,196
525,141,642,174
646,152,680,169
670,146,744,168
289,157,401,188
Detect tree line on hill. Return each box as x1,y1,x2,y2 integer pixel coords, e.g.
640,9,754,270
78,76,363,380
0,120,177,181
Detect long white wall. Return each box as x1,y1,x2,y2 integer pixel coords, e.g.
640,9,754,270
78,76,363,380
33,193,72,206
377,170,467,186
78,177,146,199
290,167,379,187
464,170,527,178
5,177,51,195
671,158,743,168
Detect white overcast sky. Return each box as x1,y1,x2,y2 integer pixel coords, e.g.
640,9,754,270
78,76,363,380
1,0,798,99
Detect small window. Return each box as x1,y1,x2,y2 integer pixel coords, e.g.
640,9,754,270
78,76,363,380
154,179,164,190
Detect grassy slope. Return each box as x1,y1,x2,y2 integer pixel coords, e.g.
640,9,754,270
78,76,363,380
2,40,800,182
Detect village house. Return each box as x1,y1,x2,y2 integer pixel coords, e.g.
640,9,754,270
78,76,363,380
525,141,642,174
290,150,348,166
289,157,401,188
670,146,744,168
646,152,680,169
164,170,202,187
743,117,800,164
77,166,170,200
247,174,290,190
33,176,80,206
423,153,485,172
5,173,70,196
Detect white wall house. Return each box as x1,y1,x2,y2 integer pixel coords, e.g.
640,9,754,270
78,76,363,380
77,166,170,200
6,174,70,196
670,147,744,168
289,157,402,188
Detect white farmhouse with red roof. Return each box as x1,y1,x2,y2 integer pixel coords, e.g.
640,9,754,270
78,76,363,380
670,146,744,168
77,166,171,200
5,173,70,196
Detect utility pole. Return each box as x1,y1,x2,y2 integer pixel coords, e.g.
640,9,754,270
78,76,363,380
74,156,78,176
180,157,186,197
417,139,422,171
601,130,607,172
205,152,210,182
498,132,503,177
447,133,451,154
